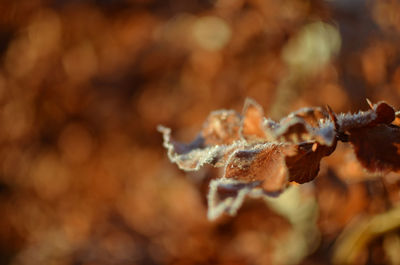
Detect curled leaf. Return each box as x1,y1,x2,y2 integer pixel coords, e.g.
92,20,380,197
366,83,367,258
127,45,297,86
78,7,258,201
287,106,329,128
240,98,267,141
207,178,265,220
272,117,312,143
286,141,336,183
270,108,336,146
158,125,230,170
201,110,241,145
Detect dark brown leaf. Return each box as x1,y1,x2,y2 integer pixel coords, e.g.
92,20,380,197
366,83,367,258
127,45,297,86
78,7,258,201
371,101,396,125
286,141,337,183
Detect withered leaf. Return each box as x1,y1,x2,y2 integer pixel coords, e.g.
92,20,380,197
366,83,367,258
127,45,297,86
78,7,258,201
158,125,231,170
223,141,336,188
240,98,267,141
201,110,241,145
207,178,265,220
349,124,400,173
270,109,336,146
158,108,245,171
287,106,329,128
223,143,297,193
286,141,337,183
370,101,395,125
272,117,311,143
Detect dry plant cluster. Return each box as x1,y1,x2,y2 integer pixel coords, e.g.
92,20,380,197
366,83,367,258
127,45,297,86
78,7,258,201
159,99,400,220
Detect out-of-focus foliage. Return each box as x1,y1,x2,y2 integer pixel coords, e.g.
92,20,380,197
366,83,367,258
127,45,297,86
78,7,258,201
1,0,400,265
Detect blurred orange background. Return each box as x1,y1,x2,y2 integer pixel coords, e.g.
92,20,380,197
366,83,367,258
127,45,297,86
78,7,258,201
1,0,400,264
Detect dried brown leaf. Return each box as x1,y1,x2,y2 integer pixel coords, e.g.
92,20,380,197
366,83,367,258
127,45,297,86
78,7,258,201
288,106,329,128
223,143,297,193
286,141,337,183
223,140,336,189
271,110,336,146
201,110,241,145
273,117,311,143
158,125,232,170
207,178,265,220
240,98,267,141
